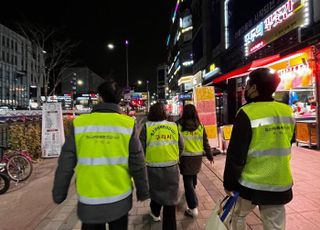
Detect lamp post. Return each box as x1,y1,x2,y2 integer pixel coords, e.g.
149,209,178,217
71,72,77,109
125,40,129,87
107,40,129,87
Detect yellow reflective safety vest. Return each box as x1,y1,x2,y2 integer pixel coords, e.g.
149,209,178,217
146,120,179,167
73,112,135,205
179,125,204,156
239,101,295,192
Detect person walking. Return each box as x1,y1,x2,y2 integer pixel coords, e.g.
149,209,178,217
176,104,213,218
139,102,184,230
223,68,295,230
52,79,149,230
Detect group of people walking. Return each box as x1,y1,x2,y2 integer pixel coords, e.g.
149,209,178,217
53,68,295,230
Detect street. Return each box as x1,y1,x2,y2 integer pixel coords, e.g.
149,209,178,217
0,113,320,230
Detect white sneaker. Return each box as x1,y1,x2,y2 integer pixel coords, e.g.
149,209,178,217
150,212,161,222
185,208,199,218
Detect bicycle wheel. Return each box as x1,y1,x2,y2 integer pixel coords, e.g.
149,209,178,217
0,173,10,194
6,155,33,181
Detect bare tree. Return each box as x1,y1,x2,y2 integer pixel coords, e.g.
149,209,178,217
16,23,79,101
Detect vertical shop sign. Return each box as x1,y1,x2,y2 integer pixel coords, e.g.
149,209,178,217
41,103,65,158
193,87,218,147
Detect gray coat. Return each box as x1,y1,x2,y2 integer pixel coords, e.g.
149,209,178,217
139,122,184,206
52,103,149,223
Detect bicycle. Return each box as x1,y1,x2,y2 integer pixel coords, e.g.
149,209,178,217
0,146,33,182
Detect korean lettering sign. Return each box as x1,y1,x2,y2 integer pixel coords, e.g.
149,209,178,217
244,0,309,56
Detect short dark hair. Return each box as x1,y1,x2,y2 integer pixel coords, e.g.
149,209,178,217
147,102,167,121
97,79,123,104
248,68,280,96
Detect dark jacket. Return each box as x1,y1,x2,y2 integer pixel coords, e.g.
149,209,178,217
223,96,293,205
139,121,184,206
176,119,213,175
52,103,149,223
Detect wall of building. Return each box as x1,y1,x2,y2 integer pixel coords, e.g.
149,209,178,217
0,24,44,109
61,67,104,95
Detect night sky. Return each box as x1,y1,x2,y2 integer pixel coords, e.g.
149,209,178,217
0,1,177,92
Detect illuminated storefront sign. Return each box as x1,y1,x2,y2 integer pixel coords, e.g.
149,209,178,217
265,47,314,91
244,0,310,56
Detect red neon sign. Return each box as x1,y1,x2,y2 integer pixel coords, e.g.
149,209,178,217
250,41,266,53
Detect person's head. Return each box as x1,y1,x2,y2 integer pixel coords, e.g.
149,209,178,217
181,104,200,124
97,79,123,104
245,68,280,102
147,102,167,121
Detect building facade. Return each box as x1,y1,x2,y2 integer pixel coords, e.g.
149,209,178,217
167,0,194,108
156,64,168,102
61,67,105,95
0,24,44,109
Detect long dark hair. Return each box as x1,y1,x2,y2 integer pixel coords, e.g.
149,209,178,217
147,102,168,121
178,104,201,131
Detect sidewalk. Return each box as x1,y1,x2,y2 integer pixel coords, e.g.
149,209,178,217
38,146,320,230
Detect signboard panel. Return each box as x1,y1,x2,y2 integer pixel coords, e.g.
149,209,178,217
244,0,310,56
41,103,65,158
194,87,218,147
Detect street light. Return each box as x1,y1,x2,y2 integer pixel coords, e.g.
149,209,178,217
107,43,115,50
137,80,142,85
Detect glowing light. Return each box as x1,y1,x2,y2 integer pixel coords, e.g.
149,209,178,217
182,60,194,66
181,26,193,33
174,65,181,75
107,43,115,50
172,0,181,23
178,76,193,85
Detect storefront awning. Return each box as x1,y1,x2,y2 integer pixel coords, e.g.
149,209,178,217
211,54,281,84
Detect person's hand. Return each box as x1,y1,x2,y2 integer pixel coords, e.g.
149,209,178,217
224,189,235,196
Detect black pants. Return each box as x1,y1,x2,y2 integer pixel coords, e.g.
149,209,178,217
81,214,128,230
183,175,198,209
150,200,176,230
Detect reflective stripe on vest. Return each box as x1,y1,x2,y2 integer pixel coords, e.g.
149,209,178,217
179,125,204,157
78,157,128,165
250,116,294,128
239,179,293,192
239,101,294,192
248,148,291,157
146,121,179,168
75,125,133,135
148,140,179,147
146,161,178,167
181,151,203,156
79,190,132,205
74,113,134,204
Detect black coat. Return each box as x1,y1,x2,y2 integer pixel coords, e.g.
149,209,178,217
223,96,293,205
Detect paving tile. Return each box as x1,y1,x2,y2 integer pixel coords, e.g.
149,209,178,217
286,213,319,230
180,219,200,230
288,195,320,212
299,210,320,227
196,218,207,230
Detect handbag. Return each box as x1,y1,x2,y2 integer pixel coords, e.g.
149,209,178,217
205,192,239,230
